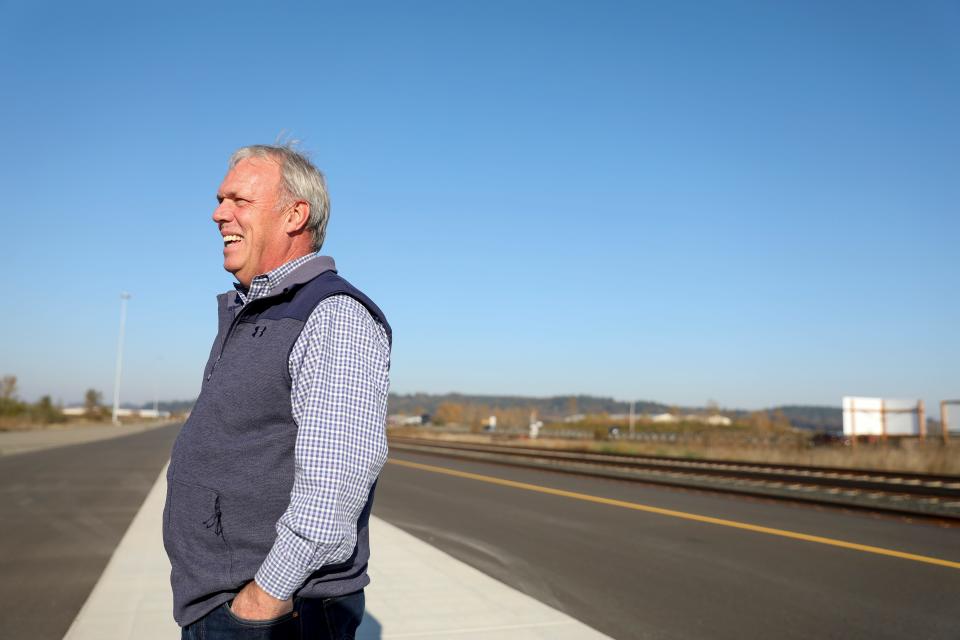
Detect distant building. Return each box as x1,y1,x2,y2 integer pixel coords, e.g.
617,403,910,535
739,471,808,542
529,420,543,439
388,414,424,426
139,409,172,419
842,397,919,436
651,413,679,423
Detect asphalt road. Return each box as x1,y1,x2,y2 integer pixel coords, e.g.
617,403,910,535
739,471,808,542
0,423,181,640
3,426,956,640
373,449,960,640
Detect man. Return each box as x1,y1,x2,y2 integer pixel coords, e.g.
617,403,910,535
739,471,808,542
164,144,391,639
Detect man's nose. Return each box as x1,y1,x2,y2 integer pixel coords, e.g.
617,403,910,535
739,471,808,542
212,201,231,224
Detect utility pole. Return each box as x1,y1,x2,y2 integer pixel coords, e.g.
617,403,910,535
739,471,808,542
943,400,959,445
112,292,131,425
918,400,926,442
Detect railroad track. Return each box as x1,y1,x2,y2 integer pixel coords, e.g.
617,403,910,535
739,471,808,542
387,437,960,522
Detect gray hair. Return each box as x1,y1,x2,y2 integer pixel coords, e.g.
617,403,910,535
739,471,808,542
228,144,331,251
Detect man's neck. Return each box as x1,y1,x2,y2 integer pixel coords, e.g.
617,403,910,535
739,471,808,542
238,252,320,303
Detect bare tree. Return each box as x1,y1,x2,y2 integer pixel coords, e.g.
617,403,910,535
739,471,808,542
84,389,103,418
1,375,17,401
433,402,464,426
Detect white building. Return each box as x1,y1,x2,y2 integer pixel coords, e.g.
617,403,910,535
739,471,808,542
651,413,679,423
842,397,919,436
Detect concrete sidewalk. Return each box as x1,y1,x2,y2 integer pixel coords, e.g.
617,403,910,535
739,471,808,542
65,466,612,639
0,421,179,457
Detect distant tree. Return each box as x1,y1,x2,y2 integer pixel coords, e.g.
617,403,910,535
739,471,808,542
84,389,104,418
1,375,17,401
32,395,65,424
433,402,464,426
0,375,23,416
748,410,773,432
566,396,578,416
771,409,792,431
492,406,532,429
464,403,492,430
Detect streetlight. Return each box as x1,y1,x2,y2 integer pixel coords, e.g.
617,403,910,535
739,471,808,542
112,292,132,425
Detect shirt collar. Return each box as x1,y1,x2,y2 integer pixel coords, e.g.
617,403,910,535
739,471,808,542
234,252,323,305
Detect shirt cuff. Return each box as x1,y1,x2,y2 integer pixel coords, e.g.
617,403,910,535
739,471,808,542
254,537,314,600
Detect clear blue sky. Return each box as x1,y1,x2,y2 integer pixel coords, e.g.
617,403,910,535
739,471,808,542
1,1,957,412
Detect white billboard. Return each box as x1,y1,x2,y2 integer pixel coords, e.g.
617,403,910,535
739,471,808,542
842,397,919,436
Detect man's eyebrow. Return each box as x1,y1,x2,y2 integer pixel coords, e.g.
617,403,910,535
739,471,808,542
216,190,234,203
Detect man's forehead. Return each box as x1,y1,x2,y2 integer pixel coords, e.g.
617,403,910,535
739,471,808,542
219,157,282,193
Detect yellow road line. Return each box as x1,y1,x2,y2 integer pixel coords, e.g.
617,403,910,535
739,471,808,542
387,458,960,571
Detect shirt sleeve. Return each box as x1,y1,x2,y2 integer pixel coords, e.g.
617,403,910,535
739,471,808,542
254,294,391,600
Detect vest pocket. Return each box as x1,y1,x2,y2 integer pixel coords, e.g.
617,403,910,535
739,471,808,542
165,480,233,588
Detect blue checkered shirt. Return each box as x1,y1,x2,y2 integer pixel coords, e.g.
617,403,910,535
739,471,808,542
234,253,391,600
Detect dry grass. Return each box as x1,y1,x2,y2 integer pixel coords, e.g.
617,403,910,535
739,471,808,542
388,427,960,475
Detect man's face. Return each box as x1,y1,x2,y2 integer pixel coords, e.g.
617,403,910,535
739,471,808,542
213,157,288,287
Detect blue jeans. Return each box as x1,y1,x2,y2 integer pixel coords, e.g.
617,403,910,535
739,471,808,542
181,590,364,640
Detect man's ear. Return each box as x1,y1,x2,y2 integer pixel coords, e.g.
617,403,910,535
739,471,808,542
284,200,311,234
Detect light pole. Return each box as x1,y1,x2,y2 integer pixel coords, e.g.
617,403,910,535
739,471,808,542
112,292,132,425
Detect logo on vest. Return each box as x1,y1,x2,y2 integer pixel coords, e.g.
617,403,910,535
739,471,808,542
252,326,267,338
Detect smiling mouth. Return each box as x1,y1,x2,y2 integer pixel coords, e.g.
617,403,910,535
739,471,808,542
223,234,243,246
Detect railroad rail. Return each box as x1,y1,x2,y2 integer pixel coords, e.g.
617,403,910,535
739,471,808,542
387,436,960,523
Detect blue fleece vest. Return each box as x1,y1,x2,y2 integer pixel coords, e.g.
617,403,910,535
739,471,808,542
163,258,391,627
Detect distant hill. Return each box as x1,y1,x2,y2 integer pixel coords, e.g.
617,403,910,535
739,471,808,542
387,392,669,418
388,393,845,432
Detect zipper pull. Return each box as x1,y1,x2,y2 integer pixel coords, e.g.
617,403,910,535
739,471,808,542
207,355,222,381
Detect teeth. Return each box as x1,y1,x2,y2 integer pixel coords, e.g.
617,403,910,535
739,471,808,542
223,235,243,244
